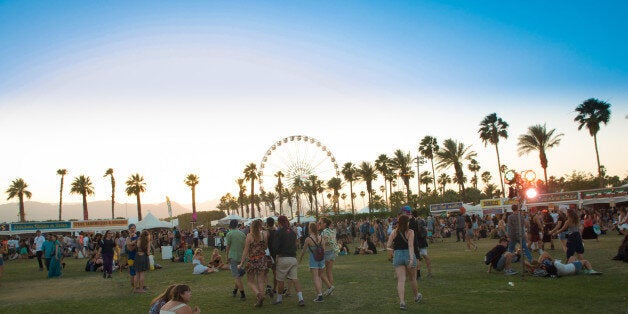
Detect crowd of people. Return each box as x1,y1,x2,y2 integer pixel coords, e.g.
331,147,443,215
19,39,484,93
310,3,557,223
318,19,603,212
0,205,626,310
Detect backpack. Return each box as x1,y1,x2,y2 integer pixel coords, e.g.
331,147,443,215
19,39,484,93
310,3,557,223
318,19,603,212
309,236,325,262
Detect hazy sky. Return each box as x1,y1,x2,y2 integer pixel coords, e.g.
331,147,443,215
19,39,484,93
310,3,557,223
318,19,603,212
1,1,627,217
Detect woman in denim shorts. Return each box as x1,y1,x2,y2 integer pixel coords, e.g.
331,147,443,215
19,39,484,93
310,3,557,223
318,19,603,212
387,213,421,310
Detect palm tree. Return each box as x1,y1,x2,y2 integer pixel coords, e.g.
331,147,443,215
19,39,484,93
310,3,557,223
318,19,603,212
326,177,342,214
341,162,358,213
419,171,433,193
452,174,468,193
243,163,259,218
357,162,378,215
478,113,509,198
275,171,284,215
125,173,147,221
103,168,115,219
308,175,320,217
419,136,439,192
184,174,200,219
574,98,612,181
435,139,477,197
390,149,414,202
467,159,481,189
437,173,451,195
316,179,325,217
517,124,564,185
70,175,95,220
236,178,247,217
57,169,67,220
6,178,32,222
360,191,366,208
481,171,492,189
375,154,393,207
292,177,304,222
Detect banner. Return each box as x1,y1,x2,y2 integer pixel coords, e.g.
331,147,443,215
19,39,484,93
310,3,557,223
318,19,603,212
429,202,463,212
72,219,128,229
480,199,501,207
11,221,72,231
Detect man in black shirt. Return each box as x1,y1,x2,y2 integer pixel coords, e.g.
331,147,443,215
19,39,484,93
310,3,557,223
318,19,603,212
272,216,305,307
485,237,518,275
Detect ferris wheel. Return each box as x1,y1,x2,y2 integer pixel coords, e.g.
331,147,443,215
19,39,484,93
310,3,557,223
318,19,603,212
259,135,340,193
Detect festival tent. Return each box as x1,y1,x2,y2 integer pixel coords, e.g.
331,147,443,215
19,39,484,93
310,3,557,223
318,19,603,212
290,215,317,224
213,214,244,226
136,212,173,230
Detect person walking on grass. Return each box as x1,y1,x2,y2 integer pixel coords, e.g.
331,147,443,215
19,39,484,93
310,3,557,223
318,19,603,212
387,214,422,311
239,219,270,307
272,215,305,307
225,219,246,301
465,220,478,251
133,230,151,293
34,230,45,271
126,224,139,291
318,217,338,296
553,208,585,261
299,222,334,303
99,230,116,279
507,205,533,263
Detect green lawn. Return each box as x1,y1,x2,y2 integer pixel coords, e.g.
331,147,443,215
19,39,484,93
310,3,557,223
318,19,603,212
1,234,626,313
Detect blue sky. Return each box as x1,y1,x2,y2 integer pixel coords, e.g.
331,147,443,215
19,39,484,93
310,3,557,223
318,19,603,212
0,1,626,218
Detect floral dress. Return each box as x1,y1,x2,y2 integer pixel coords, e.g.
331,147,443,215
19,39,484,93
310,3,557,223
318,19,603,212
245,232,268,274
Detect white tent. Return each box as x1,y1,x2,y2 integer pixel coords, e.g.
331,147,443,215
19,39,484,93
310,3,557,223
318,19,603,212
290,216,317,224
136,212,173,230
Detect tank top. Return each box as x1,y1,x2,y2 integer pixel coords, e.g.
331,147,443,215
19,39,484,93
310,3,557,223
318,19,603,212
392,230,409,250
160,303,186,314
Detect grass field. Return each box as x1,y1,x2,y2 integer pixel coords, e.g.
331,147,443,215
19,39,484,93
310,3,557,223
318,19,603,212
1,234,626,313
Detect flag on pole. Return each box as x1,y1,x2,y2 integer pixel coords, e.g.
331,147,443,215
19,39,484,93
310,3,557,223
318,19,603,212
166,196,172,218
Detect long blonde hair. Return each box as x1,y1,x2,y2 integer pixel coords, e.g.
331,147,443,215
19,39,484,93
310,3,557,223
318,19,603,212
138,230,150,253
251,219,263,242
308,222,318,237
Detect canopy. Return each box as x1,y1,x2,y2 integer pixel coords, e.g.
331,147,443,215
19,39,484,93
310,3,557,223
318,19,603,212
290,216,317,224
136,212,173,230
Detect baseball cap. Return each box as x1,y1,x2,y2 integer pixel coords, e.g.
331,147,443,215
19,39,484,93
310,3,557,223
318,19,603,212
401,206,412,214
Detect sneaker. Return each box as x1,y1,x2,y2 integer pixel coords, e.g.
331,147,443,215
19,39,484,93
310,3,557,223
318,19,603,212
400,302,407,310
298,300,305,307
240,295,246,301
581,269,591,275
272,300,282,305
504,269,518,276
313,295,324,302
232,289,238,297
588,269,603,275
415,293,423,303
323,286,335,297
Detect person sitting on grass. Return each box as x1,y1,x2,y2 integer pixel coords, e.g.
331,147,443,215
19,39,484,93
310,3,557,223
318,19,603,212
149,284,177,314
485,237,519,275
192,249,216,274
358,236,377,255
159,284,201,314
338,240,350,256
210,248,230,270
184,245,194,263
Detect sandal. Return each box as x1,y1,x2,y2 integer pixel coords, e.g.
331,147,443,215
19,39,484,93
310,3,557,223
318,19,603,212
255,292,264,307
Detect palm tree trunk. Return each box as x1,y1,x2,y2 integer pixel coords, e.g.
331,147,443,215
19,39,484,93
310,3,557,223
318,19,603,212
250,181,255,219
430,158,437,192
19,194,25,222
110,177,115,219
594,134,603,187
314,194,319,219
192,187,197,216
82,193,88,220
59,176,64,221
349,181,355,214
495,144,505,198
136,193,142,221
384,178,389,208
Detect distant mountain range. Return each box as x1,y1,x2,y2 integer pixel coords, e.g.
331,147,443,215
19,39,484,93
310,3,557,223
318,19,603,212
0,199,220,223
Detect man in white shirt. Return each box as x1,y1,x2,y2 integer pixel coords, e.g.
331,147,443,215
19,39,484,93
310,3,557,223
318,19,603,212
34,230,46,271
